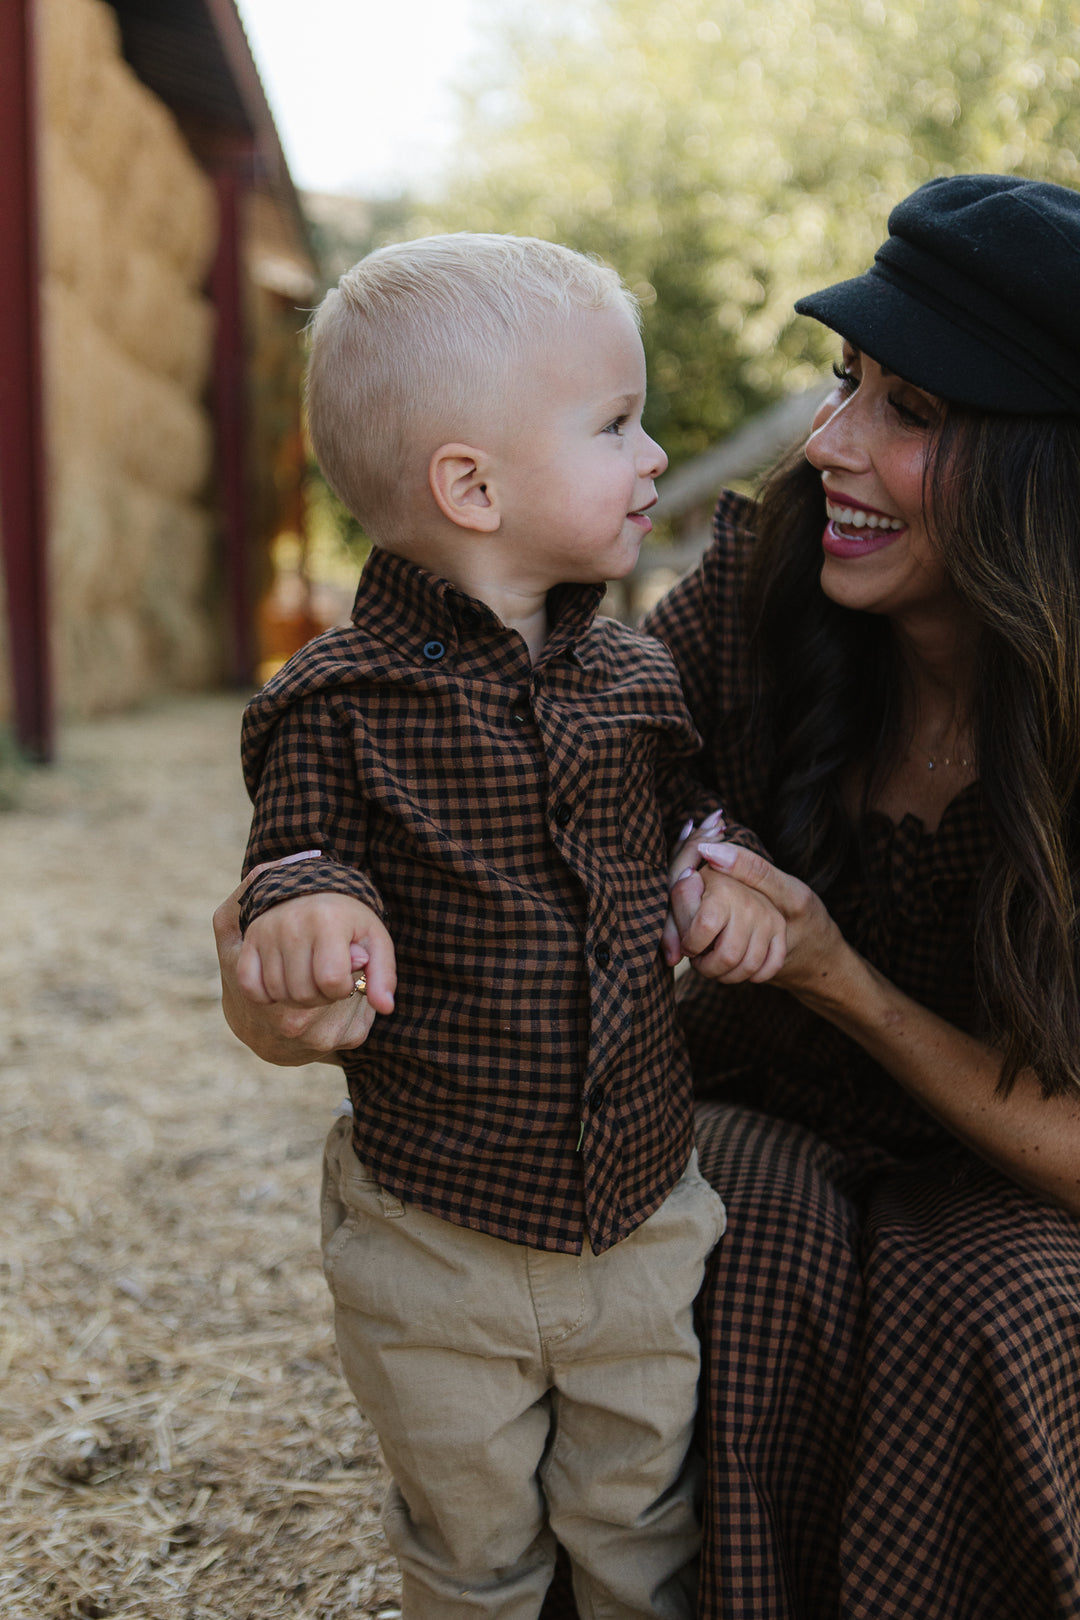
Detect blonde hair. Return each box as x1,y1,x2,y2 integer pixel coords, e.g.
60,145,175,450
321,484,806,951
305,233,640,544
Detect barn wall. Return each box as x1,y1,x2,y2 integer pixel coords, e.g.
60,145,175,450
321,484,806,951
33,0,221,716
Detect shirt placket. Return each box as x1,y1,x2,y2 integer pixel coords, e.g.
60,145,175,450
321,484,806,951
532,669,634,1247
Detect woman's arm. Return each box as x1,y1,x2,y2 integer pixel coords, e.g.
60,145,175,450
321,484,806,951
673,844,1080,1216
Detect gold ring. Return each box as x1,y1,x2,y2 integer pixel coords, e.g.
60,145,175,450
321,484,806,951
351,973,367,997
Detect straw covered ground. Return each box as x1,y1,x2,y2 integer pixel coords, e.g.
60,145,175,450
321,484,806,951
0,695,400,1619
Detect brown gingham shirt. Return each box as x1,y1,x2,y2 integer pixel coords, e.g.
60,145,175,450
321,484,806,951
240,545,722,1254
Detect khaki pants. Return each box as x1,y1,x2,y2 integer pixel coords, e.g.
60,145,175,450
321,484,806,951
320,1116,725,1620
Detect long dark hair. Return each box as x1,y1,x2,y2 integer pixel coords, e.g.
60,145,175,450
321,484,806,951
746,409,1080,1099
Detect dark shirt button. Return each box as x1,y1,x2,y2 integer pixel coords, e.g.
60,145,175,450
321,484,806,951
554,801,573,827
595,944,611,967
459,607,482,629
422,640,445,661
511,704,530,725
587,1083,606,1112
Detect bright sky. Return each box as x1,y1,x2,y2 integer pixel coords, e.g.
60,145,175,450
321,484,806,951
234,0,493,196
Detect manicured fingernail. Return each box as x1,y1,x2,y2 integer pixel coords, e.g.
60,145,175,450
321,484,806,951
674,867,695,883
700,808,725,833
698,841,737,867
678,818,695,842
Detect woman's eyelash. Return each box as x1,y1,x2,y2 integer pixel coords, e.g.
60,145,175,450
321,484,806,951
889,396,933,427
832,361,856,387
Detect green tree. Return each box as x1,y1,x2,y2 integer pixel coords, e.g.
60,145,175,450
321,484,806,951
419,0,1080,463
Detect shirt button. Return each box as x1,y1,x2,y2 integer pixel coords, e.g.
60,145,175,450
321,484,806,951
510,704,530,725
459,607,482,629
554,801,573,827
422,640,445,661
594,944,611,967
587,1083,606,1112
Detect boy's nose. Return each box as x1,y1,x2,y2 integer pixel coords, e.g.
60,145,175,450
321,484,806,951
639,431,668,479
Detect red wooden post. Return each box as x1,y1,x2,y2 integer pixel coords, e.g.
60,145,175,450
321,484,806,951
210,161,254,687
0,0,53,760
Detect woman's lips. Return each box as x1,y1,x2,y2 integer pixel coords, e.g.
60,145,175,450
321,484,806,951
822,497,905,558
822,519,903,558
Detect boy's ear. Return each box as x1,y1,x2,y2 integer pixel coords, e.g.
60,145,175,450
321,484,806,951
428,444,501,533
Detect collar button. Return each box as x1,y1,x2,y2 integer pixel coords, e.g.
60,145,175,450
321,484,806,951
422,640,446,661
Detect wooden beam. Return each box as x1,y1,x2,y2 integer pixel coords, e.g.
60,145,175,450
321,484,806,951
210,161,254,686
0,0,53,760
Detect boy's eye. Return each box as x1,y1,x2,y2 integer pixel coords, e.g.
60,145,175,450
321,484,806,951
603,416,628,435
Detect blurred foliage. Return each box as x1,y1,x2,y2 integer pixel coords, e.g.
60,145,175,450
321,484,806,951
303,191,420,295
397,0,1080,465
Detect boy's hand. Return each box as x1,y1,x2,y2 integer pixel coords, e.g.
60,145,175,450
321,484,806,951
214,888,379,1063
663,827,786,984
661,810,724,967
670,864,787,983
237,893,397,1013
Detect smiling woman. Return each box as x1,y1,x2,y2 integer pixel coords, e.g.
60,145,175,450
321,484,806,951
807,345,956,627
644,172,1080,1620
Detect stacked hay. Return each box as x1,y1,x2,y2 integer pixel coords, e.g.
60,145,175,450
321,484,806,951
34,0,220,716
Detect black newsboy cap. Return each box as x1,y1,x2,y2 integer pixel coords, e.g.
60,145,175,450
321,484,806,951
794,173,1080,414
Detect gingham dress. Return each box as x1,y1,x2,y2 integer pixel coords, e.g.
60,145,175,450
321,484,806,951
541,492,1080,1619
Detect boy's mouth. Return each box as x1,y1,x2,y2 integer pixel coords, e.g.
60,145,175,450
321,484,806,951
628,498,656,533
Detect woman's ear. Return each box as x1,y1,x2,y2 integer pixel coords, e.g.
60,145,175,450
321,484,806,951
428,444,501,532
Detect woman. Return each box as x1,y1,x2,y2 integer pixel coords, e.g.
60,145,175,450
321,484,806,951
649,171,1080,1619
215,174,1080,1618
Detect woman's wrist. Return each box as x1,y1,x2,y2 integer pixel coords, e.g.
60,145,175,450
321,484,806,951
788,933,880,1029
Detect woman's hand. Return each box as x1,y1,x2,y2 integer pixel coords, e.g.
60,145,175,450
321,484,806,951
663,822,788,984
666,838,845,999
693,848,841,997
213,884,381,1066
676,845,1080,1214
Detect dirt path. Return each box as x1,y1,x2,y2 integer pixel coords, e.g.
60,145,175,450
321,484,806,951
0,696,399,1619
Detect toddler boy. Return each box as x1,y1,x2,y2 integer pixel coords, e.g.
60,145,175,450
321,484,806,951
237,234,727,1619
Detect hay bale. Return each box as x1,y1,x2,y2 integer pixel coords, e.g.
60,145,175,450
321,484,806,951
112,355,214,500
118,125,219,289
53,602,155,716
37,127,109,299
40,279,128,464
70,53,163,201
31,0,233,721
45,465,223,715
35,0,121,144
112,247,216,392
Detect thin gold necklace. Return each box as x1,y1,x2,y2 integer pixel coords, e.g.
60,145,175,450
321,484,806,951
908,743,974,772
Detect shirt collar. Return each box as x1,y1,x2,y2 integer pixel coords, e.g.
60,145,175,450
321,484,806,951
351,545,608,665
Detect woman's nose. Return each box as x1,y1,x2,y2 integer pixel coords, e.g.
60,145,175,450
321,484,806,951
805,392,867,473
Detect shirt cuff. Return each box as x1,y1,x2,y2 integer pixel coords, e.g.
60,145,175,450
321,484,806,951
239,860,384,934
